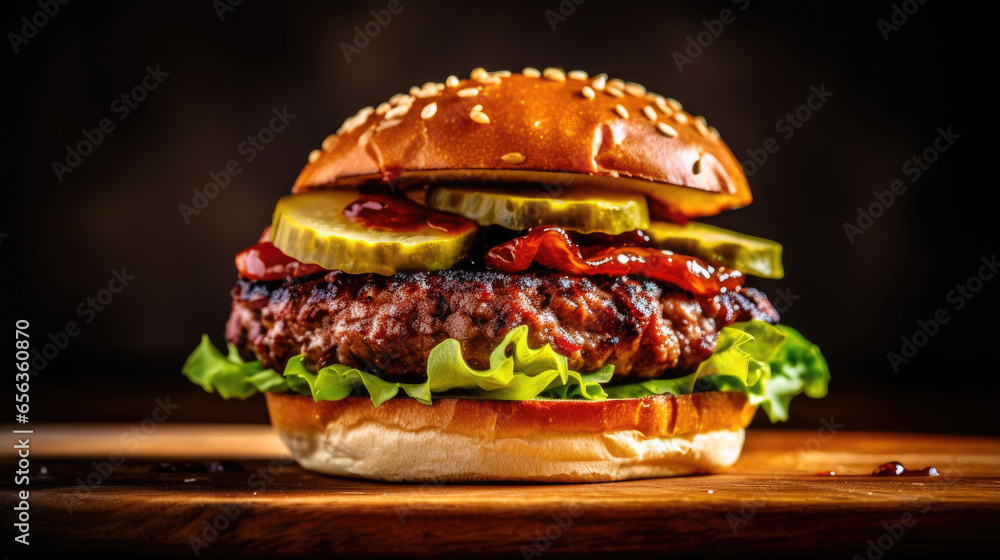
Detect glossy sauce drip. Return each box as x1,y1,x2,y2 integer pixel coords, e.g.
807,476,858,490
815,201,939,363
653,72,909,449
344,194,472,233
484,226,744,297
235,241,325,282
150,460,245,474
873,461,940,477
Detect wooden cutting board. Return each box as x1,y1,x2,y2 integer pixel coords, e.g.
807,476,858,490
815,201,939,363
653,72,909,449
4,424,999,558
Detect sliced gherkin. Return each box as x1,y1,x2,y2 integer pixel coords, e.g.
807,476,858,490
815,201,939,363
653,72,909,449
426,185,650,235
271,190,477,276
644,221,784,279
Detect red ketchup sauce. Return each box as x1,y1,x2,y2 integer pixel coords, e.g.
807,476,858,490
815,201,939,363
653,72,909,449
344,194,473,233
234,240,325,282
484,226,744,297
873,461,940,477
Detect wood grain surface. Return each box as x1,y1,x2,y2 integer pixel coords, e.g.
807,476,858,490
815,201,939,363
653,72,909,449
3,424,999,558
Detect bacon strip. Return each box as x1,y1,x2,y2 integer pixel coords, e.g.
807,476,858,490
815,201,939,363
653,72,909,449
484,226,743,296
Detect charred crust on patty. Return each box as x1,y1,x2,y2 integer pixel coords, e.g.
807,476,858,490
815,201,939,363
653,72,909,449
226,270,778,381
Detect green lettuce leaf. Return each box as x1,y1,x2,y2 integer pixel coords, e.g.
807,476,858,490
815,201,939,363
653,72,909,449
181,334,299,399
182,321,829,422
604,322,829,421
282,325,608,405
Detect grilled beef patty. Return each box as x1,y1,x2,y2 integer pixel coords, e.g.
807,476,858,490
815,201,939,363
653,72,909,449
226,270,778,382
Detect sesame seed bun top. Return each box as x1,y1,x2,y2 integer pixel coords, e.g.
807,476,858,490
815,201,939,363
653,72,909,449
293,68,752,220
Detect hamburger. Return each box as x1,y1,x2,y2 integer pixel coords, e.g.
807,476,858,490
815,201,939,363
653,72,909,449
183,67,829,482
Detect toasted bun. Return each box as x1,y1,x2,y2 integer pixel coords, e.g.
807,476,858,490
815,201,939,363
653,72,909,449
265,391,755,482
293,68,751,220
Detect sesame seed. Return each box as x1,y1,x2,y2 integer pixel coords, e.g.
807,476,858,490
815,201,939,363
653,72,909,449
624,82,647,96
709,125,721,139
414,85,440,98
471,104,483,113
478,76,501,84
615,104,629,119
337,106,374,135
568,70,588,80
457,87,480,97
422,81,437,90
501,152,526,164
674,112,689,124
357,126,374,146
308,149,321,163
607,78,625,91
693,157,702,175
421,102,437,119
605,87,624,98
522,67,541,78
694,116,710,135
665,98,682,111
409,86,421,96
470,67,488,80
390,94,414,107
643,106,657,121
581,85,596,99
490,70,512,78
654,96,673,115
591,74,607,91
445,75,459,87
385,104,410,120
470,111,490,124
543,67,566,81
377,119,402,131
321,134,337,150
376,102,391,116
656,122,678,137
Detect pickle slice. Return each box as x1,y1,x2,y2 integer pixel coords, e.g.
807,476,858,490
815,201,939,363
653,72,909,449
426,186,650,234
271,190,477,276
644,221,784,279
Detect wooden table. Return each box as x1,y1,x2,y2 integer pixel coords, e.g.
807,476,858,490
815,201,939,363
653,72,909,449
3,424,998,558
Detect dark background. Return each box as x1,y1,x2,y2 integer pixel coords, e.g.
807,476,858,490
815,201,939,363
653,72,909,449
3,1,990,433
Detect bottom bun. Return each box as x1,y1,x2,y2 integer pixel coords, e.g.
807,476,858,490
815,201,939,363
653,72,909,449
265,391,756,482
